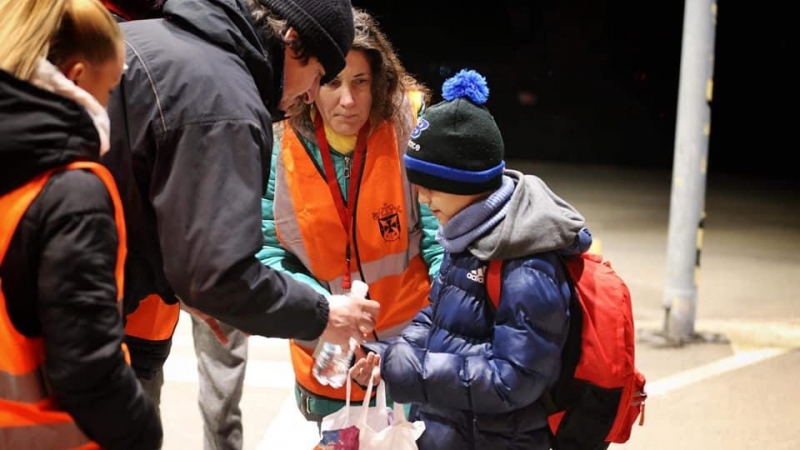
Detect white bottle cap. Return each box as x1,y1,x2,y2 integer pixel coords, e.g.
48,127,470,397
349,280,369,298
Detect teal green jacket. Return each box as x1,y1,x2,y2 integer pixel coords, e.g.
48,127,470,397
256,126,443,295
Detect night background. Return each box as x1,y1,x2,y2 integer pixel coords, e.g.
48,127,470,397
353,1,795,180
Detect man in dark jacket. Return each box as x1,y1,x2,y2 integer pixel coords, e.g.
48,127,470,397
103,0,379,410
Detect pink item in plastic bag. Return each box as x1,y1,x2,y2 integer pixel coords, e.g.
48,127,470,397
314,425,360,450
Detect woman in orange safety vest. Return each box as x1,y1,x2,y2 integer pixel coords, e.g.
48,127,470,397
257,8,445,425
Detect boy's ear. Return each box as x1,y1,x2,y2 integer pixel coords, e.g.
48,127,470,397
61,61,86,86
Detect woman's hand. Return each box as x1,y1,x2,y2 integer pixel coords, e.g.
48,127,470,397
350,351,381,388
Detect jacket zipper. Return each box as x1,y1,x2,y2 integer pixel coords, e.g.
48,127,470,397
343,155,352,179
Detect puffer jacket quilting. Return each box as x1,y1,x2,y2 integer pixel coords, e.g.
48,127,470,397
382,249,572,450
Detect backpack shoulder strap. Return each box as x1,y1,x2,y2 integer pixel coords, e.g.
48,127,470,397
486,259,503,309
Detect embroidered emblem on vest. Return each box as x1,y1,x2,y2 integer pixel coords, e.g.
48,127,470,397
373,203,402,242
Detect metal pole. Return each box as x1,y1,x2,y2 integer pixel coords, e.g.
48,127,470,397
662,0,717,341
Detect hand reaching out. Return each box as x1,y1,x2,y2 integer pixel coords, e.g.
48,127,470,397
320,293,380,349
351,350,381,387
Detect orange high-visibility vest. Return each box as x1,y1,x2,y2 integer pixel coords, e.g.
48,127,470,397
122,292,179,383
124,294,180,343
274,92,431,401
0,162,127,450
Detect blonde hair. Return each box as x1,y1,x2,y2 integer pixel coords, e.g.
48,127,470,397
0,0,122,81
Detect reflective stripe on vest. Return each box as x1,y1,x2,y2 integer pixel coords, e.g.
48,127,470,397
0,412,100,450
0,162,122,449
274,96,431,401
0,366,47,403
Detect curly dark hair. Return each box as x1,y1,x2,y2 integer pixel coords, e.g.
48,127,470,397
290,8,429,129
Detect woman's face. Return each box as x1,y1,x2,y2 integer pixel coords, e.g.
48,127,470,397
315,50,373,137
61,40,125,107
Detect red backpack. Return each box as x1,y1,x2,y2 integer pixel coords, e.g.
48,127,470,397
486,253,647,449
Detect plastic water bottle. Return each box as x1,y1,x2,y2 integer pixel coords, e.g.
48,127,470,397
312,280,369,388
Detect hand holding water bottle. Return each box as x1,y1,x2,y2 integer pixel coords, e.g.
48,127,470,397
319,281,379,348
314,281,379,387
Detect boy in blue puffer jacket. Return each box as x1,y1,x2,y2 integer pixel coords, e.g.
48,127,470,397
351,69,593,450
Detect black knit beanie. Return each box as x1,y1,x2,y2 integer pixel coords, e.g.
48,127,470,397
404,69,505,195
260,0,354,83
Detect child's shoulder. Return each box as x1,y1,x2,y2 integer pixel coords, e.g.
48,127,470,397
497,252,564,282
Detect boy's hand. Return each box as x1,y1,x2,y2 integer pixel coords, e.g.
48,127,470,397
351,352,381,387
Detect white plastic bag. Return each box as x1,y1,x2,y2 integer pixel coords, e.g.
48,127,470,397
354,377,425,450
360,400,426,450
319,375,392,436
316,375,425,450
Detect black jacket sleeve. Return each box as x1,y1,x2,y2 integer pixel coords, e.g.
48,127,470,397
37,170,162,450
150,120,329,339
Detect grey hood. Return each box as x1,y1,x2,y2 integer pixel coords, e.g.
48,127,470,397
470,170,586,260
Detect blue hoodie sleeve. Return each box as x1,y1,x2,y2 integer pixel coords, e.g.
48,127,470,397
382,260,570,415
362,304,432,357
401,304,434,349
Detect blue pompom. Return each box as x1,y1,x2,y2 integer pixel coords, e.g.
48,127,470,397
441,69,489,105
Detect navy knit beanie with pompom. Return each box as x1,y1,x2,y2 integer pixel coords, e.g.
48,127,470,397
404,69,505,195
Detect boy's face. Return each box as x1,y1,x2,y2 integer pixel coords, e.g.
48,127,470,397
416,185,486,225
